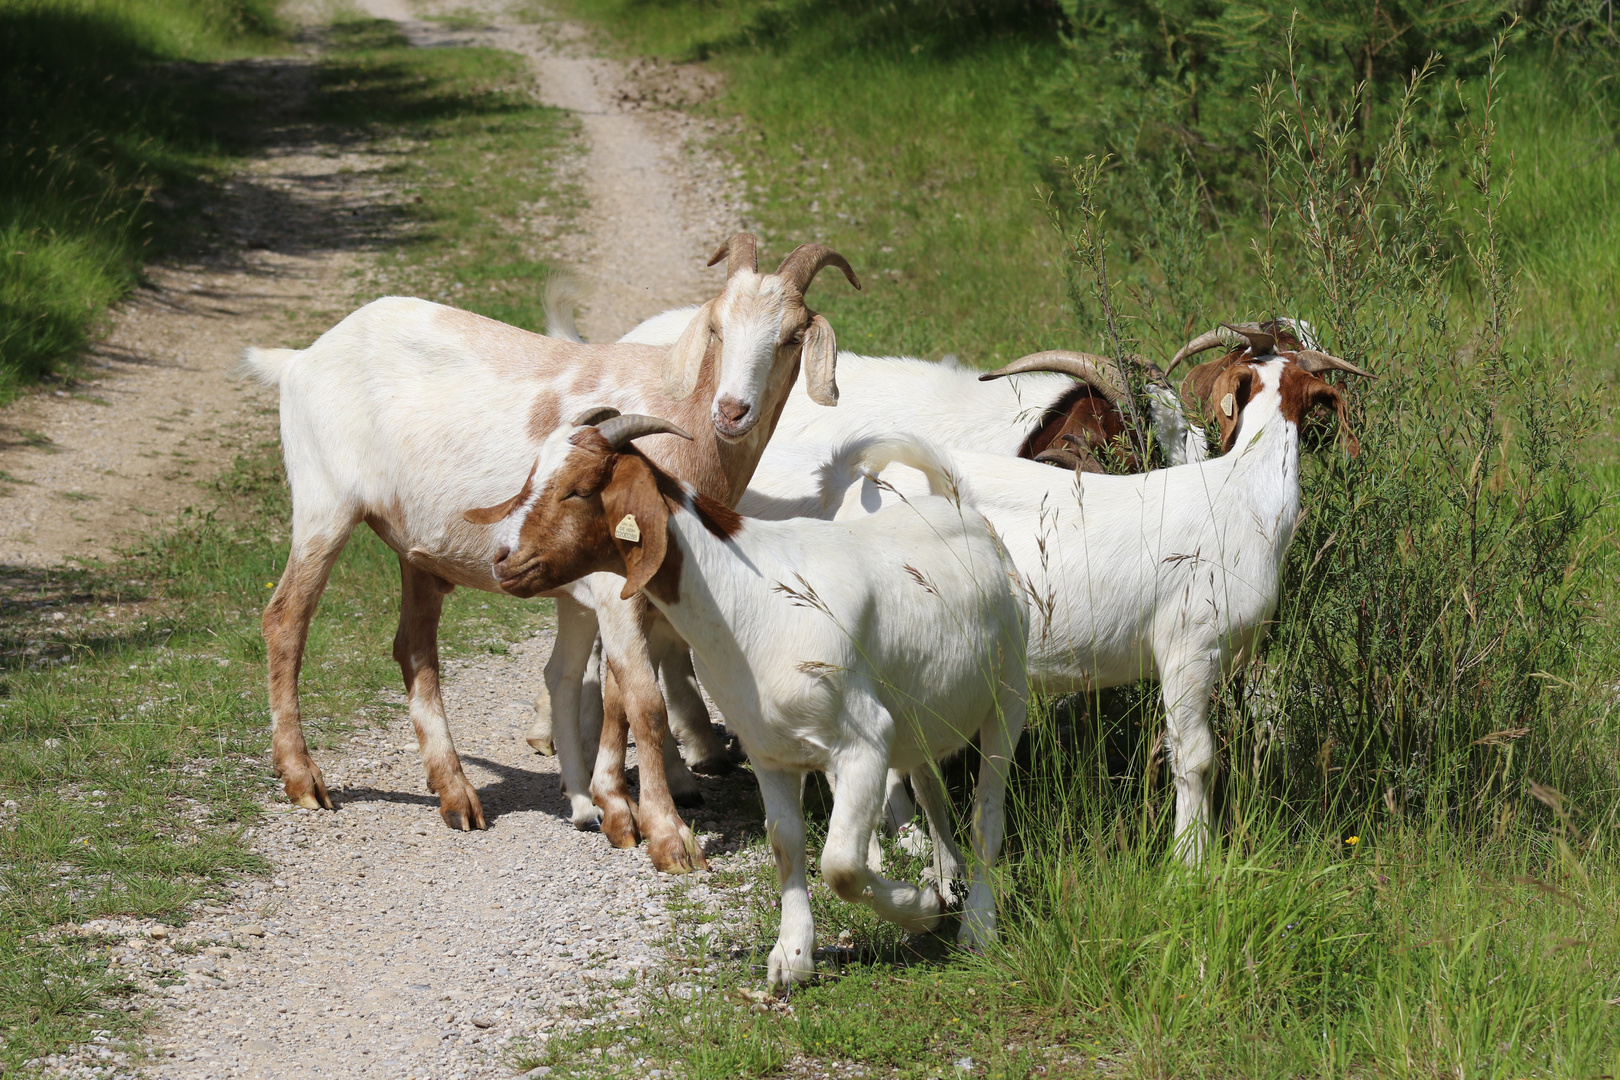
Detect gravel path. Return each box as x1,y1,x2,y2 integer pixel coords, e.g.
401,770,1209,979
5,1,752,1076
129,631,752,1080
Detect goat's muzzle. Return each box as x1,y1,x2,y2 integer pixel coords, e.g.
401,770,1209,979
713,395,756,440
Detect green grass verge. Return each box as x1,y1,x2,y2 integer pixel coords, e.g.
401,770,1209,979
0,17,575,1070
551,3,1620,1076
0,0,283,401
316,17,582,332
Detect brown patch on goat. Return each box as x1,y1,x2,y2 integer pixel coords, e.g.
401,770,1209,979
1020,385,1130,470
1276,363,1360,456
691,491,744,539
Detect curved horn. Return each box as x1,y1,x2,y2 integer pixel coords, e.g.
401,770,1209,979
1167,327,1242,375
597,414,694,449
707,233,758,278
774,243,862,295
1294,349,1375,379
978,350,1124,405
571,406,621,426
1220,321,1276,354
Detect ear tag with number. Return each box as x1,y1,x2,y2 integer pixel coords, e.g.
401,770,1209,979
614,514,642,543
1220,392,1235,418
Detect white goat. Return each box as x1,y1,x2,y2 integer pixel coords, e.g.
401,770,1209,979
242,235,858,874
818,343,1368,862
467,413,1028,985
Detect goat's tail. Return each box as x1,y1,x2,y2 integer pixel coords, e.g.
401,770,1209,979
238,347,300,388
543,274,586,343
830,435,962,503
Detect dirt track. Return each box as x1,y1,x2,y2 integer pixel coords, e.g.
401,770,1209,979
1,2,747,1076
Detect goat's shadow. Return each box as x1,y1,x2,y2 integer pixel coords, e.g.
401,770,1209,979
332,754,573,828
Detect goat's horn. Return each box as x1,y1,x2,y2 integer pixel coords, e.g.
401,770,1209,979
1220,321,1276,354
1167,327,1240,375
978,350,1124,405
774,243,862,294
1294,349,1375,379
597,414,694,449
572,406,621,426
707,233,758,278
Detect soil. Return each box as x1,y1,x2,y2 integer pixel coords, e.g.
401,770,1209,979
2,1,753,1076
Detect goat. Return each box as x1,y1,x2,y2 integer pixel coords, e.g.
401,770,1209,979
466,412,1028,985
525,306,1216,786
818,338,1370,863
243,234,858,874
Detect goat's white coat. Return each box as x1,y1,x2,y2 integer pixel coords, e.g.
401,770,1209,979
498,443,1028,984
813,357,1325,859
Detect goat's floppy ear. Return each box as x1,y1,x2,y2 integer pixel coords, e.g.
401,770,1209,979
663,299,715,401
600,452,671,600
803,313,839,407
1309,381,1361,457
1211,364,1257,454
463,464,536,524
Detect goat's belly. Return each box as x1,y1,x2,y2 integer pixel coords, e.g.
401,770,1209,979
363,513,505,592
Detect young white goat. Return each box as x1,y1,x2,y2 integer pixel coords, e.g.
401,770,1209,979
467,413,1028,985
819,342,1369,863
241,235,857,873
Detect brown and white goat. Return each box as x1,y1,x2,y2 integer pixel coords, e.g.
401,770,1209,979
243,234,858,873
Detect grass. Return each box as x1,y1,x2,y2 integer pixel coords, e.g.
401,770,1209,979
534,3,1620,1077
0,0,283,401
0,15,575,1071
317,18,582,332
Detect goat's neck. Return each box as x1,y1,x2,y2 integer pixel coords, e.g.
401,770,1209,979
642,501,777,677
1220,402,1304,558
697,354,803,507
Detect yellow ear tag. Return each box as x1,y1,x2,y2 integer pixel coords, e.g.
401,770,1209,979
614,514,642,543
1220,392,1235,418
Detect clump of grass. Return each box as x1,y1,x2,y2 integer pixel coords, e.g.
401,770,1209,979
0,0,282,399
313,18,581,332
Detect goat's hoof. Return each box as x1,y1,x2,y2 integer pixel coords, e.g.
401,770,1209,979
672,789,705,809
599,803,640,850
689,756,735,778
437,780,487,832
525,734,556,756
767,942,815,989
648,828,708,874
282,764,334,811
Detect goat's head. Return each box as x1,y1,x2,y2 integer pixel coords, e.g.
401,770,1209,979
665,234,861,441
464,409,694,601
1172,319,1372,427
976,350,1151,472
1207,351,1366,457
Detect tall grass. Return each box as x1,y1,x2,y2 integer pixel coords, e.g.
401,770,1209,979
540,3,1620,1075
0,0,279,399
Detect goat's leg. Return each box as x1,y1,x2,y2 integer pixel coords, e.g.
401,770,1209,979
545,595,602,829
819,695,942,934
908,766,964,906
883,768,916,834
264,525,353,811
395,560,484,831
660,644,736,775
756,765,815,990
528,632,601,757
598,593,704,873
650,625,705,807
590,665,639,850
1161,649,1220,865
958,684,1026,947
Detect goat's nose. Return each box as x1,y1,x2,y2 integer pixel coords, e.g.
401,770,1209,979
716,396,750,424
493,546,511,566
